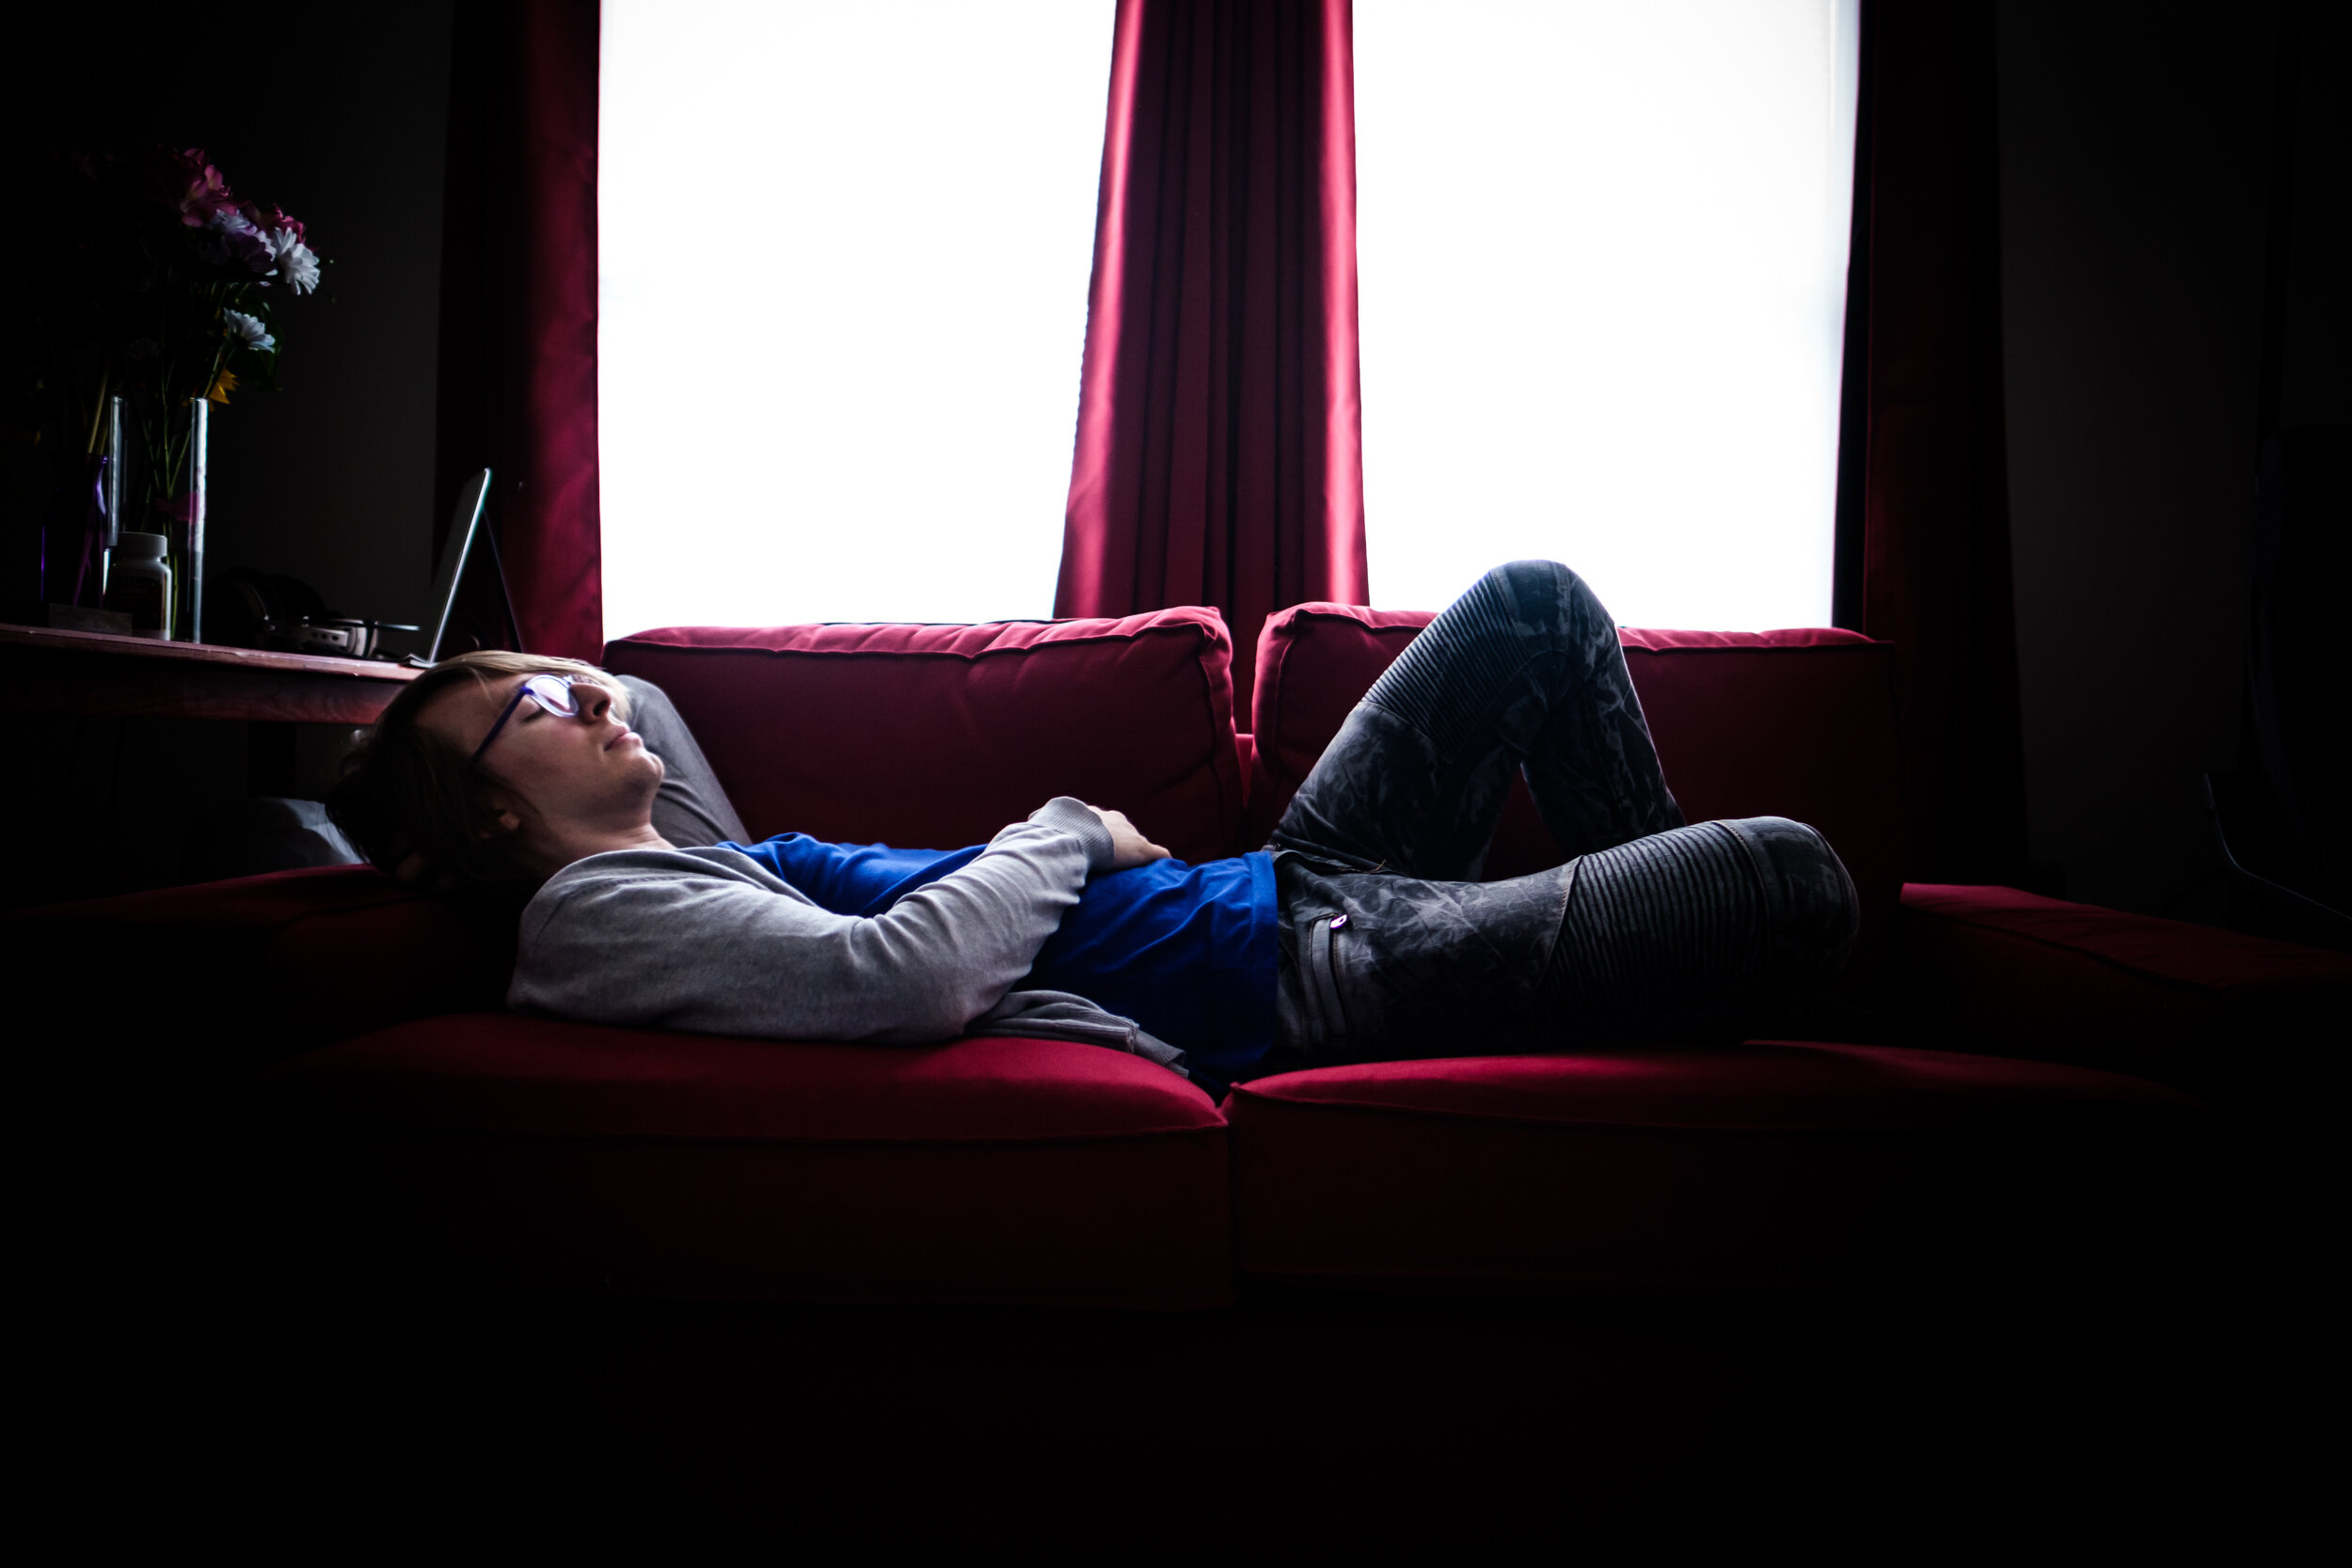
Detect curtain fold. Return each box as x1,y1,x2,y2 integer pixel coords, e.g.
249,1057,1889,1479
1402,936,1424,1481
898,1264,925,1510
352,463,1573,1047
1832,0,2029,886
1057,0,1368,727
435,0,603,661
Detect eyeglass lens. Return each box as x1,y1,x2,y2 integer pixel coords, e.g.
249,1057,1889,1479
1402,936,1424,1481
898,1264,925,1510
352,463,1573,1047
520,674,580,718
472,674,588,765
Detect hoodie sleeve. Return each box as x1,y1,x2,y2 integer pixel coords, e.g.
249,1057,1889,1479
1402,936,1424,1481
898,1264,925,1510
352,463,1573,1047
508,800,1116,1042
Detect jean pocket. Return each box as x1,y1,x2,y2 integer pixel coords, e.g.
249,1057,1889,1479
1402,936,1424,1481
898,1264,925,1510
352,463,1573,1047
1300,911,1354,1051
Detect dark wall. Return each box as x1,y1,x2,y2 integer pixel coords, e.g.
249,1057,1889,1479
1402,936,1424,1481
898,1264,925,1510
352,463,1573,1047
2270,4,2352,428
1994,0,2344,923
9,4,456,625
3,7,454,907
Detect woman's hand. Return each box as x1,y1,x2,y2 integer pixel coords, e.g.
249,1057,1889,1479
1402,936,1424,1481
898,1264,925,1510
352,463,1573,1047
1089,806,1172,870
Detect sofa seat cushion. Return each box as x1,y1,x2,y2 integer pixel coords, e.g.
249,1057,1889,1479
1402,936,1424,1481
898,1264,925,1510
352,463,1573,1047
1227,1042,2204,1294
1246,606,1904,983
259,1016,1233,1310
604,610,1247,865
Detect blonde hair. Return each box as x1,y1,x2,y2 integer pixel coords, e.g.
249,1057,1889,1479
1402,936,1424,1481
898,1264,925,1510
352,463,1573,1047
328,650,630,897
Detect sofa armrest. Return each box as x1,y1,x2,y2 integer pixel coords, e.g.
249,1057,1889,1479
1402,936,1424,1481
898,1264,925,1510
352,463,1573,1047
4,865,513,1087
1896,882,2351,1103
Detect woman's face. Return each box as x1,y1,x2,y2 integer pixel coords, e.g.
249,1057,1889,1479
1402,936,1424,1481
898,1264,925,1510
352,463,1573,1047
421,673,666,848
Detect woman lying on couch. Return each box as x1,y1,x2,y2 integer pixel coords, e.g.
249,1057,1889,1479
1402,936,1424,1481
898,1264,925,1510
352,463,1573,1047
329,562,1858,1097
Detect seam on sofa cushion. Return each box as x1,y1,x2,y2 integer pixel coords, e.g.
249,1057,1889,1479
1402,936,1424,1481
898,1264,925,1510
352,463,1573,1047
1226,1260,1871,1292
1224,1091,2195,1135
1168,614,1247,851
265,1113,1232,1148
1902,905,2225,998
1899,893,2351,999
608,614,1219,660
1232,1098,1946,1133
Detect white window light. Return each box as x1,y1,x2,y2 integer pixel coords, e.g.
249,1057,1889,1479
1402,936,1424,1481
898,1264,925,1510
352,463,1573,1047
598,1,1112,639
1354,0,1862,629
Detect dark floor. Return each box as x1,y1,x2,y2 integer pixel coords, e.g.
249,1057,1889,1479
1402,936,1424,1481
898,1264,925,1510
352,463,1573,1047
15,1072,2326,1558
24,1172,2304,1560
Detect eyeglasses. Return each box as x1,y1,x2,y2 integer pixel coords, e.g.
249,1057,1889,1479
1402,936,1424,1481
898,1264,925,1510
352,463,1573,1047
471,673,592,765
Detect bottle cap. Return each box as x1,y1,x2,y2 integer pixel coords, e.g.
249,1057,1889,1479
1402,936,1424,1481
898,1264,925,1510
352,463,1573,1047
116,531,167,561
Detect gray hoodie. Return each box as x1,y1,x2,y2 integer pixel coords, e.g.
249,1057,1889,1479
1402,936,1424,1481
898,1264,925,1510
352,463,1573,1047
506,795,1189,1078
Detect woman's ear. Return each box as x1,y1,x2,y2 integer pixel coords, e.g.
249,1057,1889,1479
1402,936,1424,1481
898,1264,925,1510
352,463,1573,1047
477,808,525,840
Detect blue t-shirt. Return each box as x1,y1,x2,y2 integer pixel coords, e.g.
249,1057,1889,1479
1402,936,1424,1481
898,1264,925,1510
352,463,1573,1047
723,833,1280,1092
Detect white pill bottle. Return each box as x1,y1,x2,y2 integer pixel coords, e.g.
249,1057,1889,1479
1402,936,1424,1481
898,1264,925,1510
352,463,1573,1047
104,531,174,640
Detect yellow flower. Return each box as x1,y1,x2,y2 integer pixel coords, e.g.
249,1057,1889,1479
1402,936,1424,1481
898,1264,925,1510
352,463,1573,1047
206,370,239,404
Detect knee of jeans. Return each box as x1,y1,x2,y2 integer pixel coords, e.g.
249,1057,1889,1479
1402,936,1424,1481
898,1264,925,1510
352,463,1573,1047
1490,559,1599,623
1724,816,1859,981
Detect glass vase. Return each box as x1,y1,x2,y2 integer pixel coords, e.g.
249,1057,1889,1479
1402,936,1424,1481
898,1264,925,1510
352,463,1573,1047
173,399,208,643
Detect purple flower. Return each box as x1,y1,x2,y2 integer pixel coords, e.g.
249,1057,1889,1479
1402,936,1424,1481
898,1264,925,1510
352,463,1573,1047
195,205,277,273
259,206,306,245
168,149,238,229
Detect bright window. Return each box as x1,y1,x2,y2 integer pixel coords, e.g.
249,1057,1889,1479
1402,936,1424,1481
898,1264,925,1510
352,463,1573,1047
603,2,1860,639
1354,0,1861,628
598,1,1112,640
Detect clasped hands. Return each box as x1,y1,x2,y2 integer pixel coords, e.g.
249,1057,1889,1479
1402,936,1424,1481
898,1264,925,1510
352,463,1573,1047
1086,805,1172,871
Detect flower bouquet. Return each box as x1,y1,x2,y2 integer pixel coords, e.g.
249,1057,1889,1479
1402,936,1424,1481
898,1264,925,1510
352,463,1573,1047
23,146,326,634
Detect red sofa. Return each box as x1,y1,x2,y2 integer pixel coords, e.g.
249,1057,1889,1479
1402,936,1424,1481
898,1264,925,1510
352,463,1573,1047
15,605,2344,1309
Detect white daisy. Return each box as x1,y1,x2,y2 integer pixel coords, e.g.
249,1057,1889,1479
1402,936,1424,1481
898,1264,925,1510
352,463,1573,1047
269,230,322,294
223,309,276,352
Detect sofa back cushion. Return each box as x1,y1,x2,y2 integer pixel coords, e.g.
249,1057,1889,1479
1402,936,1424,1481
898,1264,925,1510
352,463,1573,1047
605,610,1247,864
1247,605,1904,979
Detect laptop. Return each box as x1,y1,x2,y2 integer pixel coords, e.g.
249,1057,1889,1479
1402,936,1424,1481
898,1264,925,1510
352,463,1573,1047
408,468,493,667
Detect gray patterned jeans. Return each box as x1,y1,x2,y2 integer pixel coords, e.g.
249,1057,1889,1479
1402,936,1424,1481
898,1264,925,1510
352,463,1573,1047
1262,561,1858,1073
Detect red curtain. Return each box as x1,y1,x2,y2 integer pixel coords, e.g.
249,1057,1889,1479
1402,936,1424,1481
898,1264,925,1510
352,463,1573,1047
435,0,603,661
1056,0,1369,727
1833,0,2029,886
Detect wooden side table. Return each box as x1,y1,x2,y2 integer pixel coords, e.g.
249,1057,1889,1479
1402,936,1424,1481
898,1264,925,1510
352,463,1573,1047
0,624,420,794
0,624,420,723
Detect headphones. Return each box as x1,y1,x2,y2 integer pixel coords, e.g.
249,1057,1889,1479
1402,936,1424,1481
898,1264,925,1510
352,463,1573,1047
217,568,417,659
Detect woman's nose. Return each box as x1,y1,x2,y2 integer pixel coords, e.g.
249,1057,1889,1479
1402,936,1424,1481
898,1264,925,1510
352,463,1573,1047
580,685,613,722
